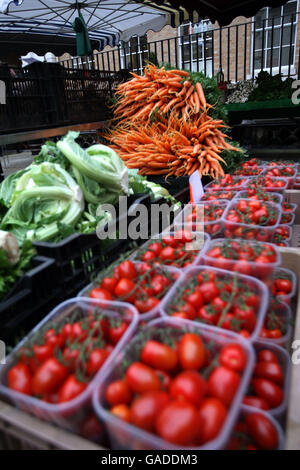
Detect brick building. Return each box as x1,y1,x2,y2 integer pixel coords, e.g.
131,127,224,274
60,0,300,82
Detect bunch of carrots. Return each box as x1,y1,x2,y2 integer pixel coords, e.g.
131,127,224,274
105,64,240,178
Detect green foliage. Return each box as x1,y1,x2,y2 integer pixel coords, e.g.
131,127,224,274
0,240,35,301
220,141,247,174
248,71,294,102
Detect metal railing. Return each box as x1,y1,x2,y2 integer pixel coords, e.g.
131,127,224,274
60,12,300,81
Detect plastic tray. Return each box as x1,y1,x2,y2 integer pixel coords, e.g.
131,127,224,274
173,201,228,239
269,267,297,306
259,301,292,347
93,317,255,450
280,212,295,226
130,230,210,271
78,262,181,323
204,176,247,193
33,194,153,300
0,298,138,432
225,404,285,450
0,256,61,347
202,238,281,281
248,340,291,418
261,167,297,189
271,225,292,246
245,177,288,195
201,190,236,201
160,265,269,340
282,202,298,214
234,190,283,205
223,199,282,241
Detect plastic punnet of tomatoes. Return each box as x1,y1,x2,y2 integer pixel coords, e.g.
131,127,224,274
160,266,269,340
280,212,295,226
130,230,210,271
174,202,227,239
233,167,264,177
81,260,181,322
202,238,281,281
92,318,255,450
282,202,297,214
243,340,290,418
223,199,282,241
234,189,283,206
246,176,288,194
265,267,297,306
226,405,284,450
259,300,292,347
264,161,297,168
205,175,248,193
271,225,292,247
201,190,236,202
261,167,297,189
0,298,138,434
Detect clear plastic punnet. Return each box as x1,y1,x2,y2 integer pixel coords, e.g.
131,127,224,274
202,238,281,281
223,199,282,241
259,301,292,347
224,404,285,450
234,190,283,206
130,230,210,270
0,298,138,432
173,201,228,239
77,262,181,323
261,167,297,189
246,176,288,195
267,267,297,306
247,340,291,418
280,212,295,226
201,190,236,202
92,317,255,450
271,225,292,246
160,265,269,340
282,202,298,214
204,176,248,193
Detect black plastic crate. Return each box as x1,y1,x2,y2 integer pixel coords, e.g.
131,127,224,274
33,194,153,299
0,256,61,347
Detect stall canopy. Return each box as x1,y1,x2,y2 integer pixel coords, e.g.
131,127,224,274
138,0,291,27
0,0,171,51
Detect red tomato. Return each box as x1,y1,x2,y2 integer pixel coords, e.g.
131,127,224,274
207,366,240,406
125,362,161,393
257,350,279,363
242,395,270,410
32,343,53,364
187,290,204,308
246,413,278,450
7,363,32,395
156,401,200,446
198,398,227,444
219,343,247,372
114,278,135,302
141,340,177,371
170,370,206,405
108,322,128,345
86,348,110,376
253,361,283,386
101,277,118,293
118,260,137,280
134,297,160,313
130,390,169,432
89,287,112,301
252,378,283,408
178,333,206,370
142,250,157,262
58,375,87,403
80,413,104,441
32,358,68,395
147,243,162,255
159,246,176,262
198,282,220,303
106,379,132,406
110,404,131,422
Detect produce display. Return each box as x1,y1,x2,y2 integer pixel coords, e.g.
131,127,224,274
224,199,281,241
203,239,280,280
131,230,208,269
205,175,247,191
235,189,282,205
94,320,254,449
259,301,291,344
266,268,296,305
104,65,245,178
272,225,292,246
201,191,236,201
174,201,226,238
262,167,296,189
246,176,287,193
84,260,179,319
161,267,267,338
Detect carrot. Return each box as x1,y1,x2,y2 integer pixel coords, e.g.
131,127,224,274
196,82,207,108
193,91,200,114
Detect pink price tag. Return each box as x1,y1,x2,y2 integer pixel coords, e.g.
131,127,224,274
189,170,204,203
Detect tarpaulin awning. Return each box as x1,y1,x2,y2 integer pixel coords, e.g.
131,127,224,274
0,0,171,51
138,0,291,26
